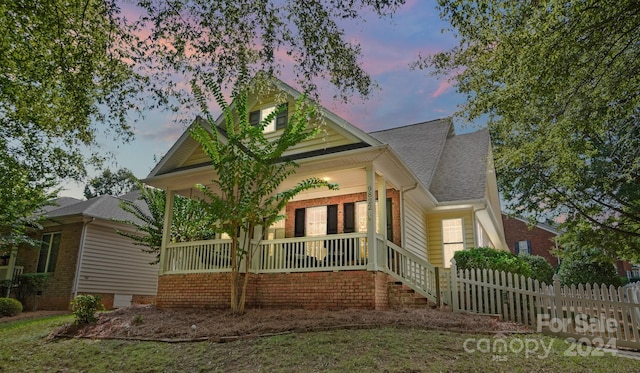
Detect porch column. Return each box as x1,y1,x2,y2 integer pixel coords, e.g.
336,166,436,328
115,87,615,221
377,174,387,271
4,247,17,281
159,190,175,275
366,166,377,271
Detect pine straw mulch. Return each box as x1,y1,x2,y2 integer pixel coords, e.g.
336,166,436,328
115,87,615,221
50,305,533,343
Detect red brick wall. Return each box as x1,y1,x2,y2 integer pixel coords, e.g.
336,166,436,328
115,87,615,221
502,215,560,268
285,189,401,246
16,223,83,310
156,271,391,310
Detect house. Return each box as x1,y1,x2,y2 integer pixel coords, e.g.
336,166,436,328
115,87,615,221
502,213,637,279
502,214,560,268
143,78,508,310
6,192,158,310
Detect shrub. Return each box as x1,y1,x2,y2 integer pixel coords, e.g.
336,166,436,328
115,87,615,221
14,273,50,306
519,254,555,285
70,295,104,324
557,248,622,287
0,297,23,316
453,247,532,278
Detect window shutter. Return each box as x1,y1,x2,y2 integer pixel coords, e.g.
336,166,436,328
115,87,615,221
276,103,288,130
294,208,305,237
386,198,393,241
249,110,260,127
343,203,355,233
527,240,532,255
327,205,338,234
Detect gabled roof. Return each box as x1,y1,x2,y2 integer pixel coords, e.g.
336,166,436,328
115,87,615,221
369,118,453,193
43,191,147,224
147,78,382,179
429,129,490,202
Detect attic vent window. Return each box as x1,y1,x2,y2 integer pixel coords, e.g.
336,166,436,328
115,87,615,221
249,103,288,133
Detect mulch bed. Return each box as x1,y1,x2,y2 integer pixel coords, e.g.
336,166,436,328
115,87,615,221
49,304,532,342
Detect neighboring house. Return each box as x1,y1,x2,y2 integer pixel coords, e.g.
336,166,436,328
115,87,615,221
502,214,561,268
502,214,636,278
143,78,508,310
7,192,158,310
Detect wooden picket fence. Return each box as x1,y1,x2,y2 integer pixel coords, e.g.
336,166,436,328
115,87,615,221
449,259,640,350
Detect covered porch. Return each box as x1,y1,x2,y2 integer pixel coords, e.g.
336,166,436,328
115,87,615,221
150,146,442,308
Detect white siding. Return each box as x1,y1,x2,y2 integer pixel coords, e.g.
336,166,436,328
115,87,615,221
404,198,428,261
77,222,158,295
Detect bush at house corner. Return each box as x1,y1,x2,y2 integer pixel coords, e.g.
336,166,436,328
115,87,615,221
453,247,554,284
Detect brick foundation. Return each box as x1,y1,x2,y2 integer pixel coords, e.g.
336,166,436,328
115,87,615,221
156,271,392,310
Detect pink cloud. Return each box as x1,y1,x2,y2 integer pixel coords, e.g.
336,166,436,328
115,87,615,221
431,80,452,98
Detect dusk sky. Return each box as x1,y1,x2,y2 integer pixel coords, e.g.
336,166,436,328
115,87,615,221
61,0,476,199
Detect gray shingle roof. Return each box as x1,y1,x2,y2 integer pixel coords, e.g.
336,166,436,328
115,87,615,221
429,129,490,202
44,191,147,224
369,118,490,203
369,118,453,191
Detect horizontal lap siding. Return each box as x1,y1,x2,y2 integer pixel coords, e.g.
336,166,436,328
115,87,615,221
427,210,474,267
77,222,158,295
404,198,428,261
182,126,358,168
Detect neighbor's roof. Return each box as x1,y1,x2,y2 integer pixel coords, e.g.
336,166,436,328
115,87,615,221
370,119,490,202
42,191,147,224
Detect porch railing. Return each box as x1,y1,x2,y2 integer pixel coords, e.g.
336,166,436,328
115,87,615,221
164,239,233,274
254,233,368,273
162,234,368,274
0,265,23,282
382,240,440,304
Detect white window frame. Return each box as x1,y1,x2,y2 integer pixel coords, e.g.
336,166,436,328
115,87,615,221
442,218,464,268
38,232,61,273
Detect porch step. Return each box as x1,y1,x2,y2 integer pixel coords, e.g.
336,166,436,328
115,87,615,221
387,281,433,309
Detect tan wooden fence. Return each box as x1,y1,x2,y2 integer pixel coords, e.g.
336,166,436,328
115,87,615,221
449,259,640,350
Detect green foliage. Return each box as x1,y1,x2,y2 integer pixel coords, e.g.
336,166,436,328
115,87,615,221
453,247,532,278
116,186,218,264
0,0,146,247
421,0,640,260
0,297,23,317
84,168,139,199
70,295,104,324
14,273,50,306
190,79,337,313
519,254,555,285
557,248,622,287
133,1,404,106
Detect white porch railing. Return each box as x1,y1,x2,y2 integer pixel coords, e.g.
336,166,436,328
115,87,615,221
382,240,440,304
254,233,368,273
0,265,23,282
163,233,369,274
164,239,233,274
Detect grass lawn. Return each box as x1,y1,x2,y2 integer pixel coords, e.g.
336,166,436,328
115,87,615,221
2,314,640,372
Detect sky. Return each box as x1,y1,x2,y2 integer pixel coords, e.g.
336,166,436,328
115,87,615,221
60,0,474,199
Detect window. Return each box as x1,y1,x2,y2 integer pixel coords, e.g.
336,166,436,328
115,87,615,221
37,232,61,273
249,103,288,133
476,221,493,248
516,240,532,255
442,218,464,268
305,206,327,237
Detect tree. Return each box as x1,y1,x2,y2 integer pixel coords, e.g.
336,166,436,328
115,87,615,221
557,248,622,287
116,186,218,264
132,0,404,105
420,0,640,260
0,0,145,245
190,79,337,314
84,168,139,199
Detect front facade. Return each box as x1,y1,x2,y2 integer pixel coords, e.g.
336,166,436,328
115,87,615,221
8,194,158,310
144,79,508,309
